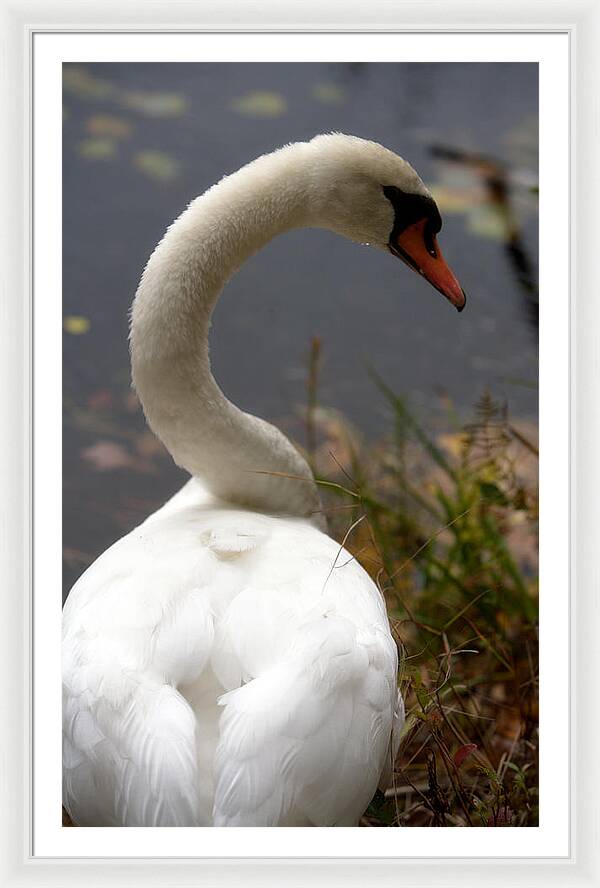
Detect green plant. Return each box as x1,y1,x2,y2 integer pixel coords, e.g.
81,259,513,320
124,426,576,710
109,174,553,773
305,354,539,827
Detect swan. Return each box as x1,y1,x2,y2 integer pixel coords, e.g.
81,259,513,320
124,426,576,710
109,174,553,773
62,133,465,828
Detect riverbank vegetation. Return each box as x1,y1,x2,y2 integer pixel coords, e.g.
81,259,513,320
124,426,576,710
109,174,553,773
304,340,539,827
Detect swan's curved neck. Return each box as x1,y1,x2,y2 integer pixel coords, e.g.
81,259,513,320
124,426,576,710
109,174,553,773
130,142,323,520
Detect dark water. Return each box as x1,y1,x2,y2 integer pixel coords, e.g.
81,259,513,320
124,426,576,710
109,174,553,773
62,62,538,599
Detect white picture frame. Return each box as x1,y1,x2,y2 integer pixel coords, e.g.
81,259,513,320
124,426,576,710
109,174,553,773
1,0,596,885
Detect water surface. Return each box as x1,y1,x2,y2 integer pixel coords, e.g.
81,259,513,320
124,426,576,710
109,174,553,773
63,62,538,599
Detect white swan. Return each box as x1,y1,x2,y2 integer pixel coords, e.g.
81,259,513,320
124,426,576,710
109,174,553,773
62,134,465,827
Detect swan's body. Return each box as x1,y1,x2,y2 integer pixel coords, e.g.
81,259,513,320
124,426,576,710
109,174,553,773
63,134,464,827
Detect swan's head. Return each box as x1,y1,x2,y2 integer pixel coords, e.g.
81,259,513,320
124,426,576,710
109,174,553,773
308,133,466,311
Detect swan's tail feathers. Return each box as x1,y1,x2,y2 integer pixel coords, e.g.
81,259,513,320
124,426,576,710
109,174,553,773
63,680,202,827
212,614,396,827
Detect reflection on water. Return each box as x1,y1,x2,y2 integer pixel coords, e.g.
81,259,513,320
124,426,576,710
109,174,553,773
62,62,538,600
430,143,539,331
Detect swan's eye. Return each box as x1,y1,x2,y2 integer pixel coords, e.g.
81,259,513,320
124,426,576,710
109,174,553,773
382,185,441,242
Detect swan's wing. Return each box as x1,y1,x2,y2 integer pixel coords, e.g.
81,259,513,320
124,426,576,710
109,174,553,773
63,507,273,827
212,583,398,826
63,677,202,826
62,530,217,826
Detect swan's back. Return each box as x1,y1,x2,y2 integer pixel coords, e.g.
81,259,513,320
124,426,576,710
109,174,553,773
63,480,401,826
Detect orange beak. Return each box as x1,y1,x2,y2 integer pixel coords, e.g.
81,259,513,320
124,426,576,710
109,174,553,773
393,218,466,312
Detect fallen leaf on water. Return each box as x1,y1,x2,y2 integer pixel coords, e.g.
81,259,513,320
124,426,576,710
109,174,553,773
430,184,479,215
431,179,512,242
312,82,345,104
467,205,510,241
64,316,91,335
87,389,114,410
134,150,180,182
63,65,114,100
78,138,116,160
63,547,92,567
121,91,187,117
230,91,287,118
81,439,158,474
81,440,132,471
86,114,132,140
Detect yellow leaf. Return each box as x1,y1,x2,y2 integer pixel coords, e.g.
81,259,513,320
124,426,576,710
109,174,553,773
312,82,345,104
134,150,179,182
86,114,132,139
63,65,114,100
78,138,116,160
438,432,466,459
429,185,474,215
230,91,287,118
121,91,187,117
64,316,90,335
467,206,509,242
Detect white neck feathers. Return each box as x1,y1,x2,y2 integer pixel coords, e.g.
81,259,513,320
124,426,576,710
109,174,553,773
130,141,323,520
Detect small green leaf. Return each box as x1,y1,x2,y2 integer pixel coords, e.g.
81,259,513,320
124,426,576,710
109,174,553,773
479,481,509,506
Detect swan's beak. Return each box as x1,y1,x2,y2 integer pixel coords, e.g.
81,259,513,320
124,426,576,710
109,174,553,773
392,219,466,312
